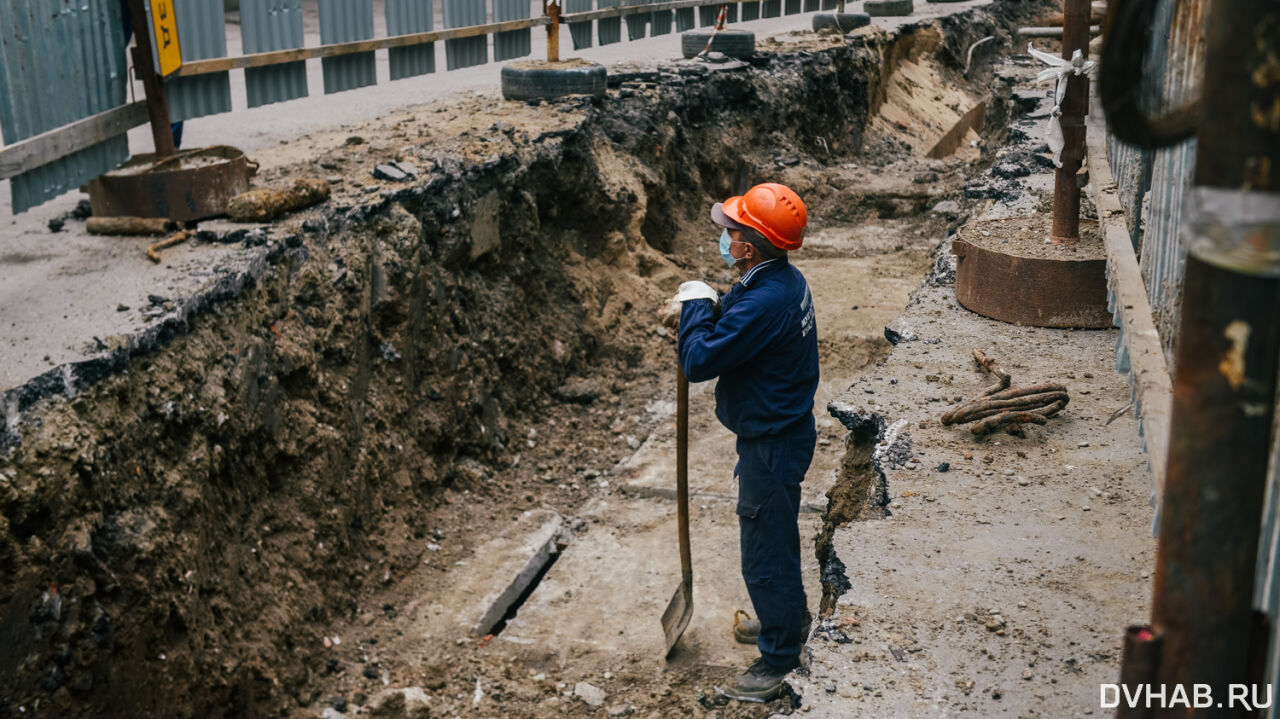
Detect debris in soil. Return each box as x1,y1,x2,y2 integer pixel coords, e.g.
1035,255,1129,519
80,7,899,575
940,349,1070,435
145,229,192,263
226,177,331,221
85,215,176,235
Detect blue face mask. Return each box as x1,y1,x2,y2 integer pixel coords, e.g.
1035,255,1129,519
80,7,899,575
719,229,738,268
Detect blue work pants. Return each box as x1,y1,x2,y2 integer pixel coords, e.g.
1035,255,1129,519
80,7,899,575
734,418,815,668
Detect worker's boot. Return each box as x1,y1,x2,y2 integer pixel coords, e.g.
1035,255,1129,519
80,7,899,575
733,611,813,644
718,657,800,703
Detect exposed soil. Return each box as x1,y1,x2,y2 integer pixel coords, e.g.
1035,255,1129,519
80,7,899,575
0,3,1048,718
958,215,1103,260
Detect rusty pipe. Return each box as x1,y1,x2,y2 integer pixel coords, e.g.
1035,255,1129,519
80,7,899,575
1049,0,1091,245
1115,625,1162,719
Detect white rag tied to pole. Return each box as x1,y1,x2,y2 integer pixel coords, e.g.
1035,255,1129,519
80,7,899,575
1028,43,1096,168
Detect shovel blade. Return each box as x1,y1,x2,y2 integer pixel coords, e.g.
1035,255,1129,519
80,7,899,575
661,583,693,656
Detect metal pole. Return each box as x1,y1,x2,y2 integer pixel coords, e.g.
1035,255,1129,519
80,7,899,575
126,0,176,158
1143,0,1280,714
1049,0,1089,244
546,0,561,63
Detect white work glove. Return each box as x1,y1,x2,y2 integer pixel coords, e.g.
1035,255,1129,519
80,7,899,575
660,281,721,331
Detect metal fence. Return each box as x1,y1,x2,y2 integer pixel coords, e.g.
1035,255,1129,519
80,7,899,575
1102,0,1280,705
0,0,833,214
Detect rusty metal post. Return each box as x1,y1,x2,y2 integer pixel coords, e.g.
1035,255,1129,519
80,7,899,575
126,0,177,158
1049,0,1090,244
546,0,561,63
1144,0,1280,714
1115,626,1161,719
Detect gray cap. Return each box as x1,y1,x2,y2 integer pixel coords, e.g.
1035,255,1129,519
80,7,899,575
710,202,746,231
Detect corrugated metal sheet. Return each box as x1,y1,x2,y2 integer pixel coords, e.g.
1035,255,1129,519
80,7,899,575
698,4,737,25
762,0,782,19
386,0,436,81
598,0,622,46
567,0,595,50
650,8,673,35
166,0,232,123
443,0,487,70
821,0,837,8
803,0,819,11
319,0,376,94
1105,136,1150,252
625,0,649,41
741,2,761,21
0,0,129,212
676,6,696,30
494,0,531,62
785,0,801,14
240,0,308,108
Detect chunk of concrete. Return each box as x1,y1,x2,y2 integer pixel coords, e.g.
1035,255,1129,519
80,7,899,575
461,509,565,635
574,682,607,707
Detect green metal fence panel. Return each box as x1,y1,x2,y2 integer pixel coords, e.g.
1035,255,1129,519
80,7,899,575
240,0,308,108
167,0,233,123
0,0,129,212
319,0,376,94
386,0,436,81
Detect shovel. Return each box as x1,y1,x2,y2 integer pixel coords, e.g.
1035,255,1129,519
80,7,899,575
661,365,693,657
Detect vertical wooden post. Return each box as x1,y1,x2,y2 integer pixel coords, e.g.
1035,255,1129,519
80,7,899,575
546,0,561,64
1049,0,1089,244
126,0,177,158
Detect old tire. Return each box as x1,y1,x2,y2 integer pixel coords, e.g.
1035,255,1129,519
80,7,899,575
864,0,913,16
680,28,756,60
812,12,870,31
500,61,607,102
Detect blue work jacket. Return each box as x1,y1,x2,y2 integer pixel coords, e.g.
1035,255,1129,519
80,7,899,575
678,258,820,439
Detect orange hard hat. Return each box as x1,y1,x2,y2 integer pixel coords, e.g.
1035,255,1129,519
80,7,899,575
713,183,808,251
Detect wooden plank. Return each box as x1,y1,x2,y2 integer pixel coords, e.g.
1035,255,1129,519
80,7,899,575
176,17,551,77
1085,99,1172,495
0,102,148,182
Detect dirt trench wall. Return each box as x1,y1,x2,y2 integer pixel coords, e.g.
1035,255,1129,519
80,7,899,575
0,9,1005,718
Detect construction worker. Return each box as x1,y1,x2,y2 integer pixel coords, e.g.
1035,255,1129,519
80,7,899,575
666,183,819,702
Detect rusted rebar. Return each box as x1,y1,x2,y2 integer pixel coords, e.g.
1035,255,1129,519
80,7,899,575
973,349,1010,395
940,351,1069,436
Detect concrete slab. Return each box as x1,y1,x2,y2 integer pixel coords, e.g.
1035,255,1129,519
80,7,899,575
399,508,566,639
499,488,825,670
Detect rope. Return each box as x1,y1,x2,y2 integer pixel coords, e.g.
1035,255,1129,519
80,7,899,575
1027,42,1096,168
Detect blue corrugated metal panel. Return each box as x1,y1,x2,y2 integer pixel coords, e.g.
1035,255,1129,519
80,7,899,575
650,8,673,35
762,0,782,19
443,0,487,70
676,6,695,30
1106,136,1150,252
567,0,595,49
241,0,308,108
625,0,649,40
821,0,837,8
741,2,760,21
494,0,531,61
598,0,622,46
699,5,717,25
319,0,376,94
166,0,232,123
0,0,129,212
785,0,801,14
386,0,436,80
803,0,819,11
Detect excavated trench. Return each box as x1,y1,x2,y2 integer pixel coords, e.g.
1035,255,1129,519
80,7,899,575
0,5,1033,717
